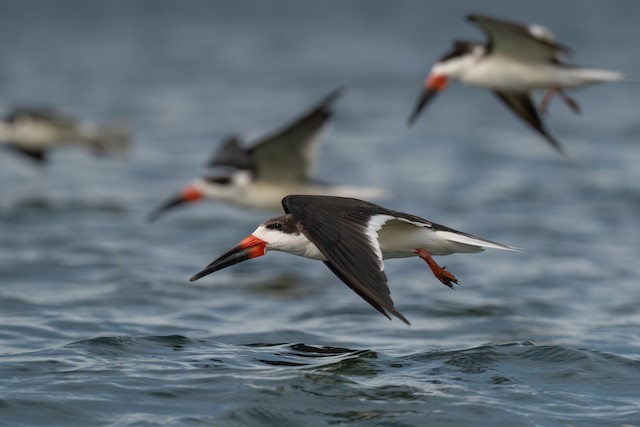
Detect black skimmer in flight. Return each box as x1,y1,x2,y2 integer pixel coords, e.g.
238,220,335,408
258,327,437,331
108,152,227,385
190,195,521,325
408,13,629,154
0,107,131,164
147,89,386,221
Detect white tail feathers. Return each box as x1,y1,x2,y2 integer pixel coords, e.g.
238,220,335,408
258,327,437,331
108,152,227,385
437,230,523,253
575,68,632,83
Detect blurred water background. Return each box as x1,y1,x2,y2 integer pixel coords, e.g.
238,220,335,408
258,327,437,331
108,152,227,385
1,1,640,425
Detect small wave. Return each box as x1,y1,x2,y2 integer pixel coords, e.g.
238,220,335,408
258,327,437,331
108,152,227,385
2,338,639,426
67,335,193,359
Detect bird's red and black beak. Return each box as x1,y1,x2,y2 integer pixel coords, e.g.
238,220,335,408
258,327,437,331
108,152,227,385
189,235,267,282
407,74,448,126
146,186,203,222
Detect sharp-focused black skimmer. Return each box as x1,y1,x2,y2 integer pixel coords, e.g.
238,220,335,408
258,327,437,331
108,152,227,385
408,13,630,153
0,107,131,164
148,89,386,221
190,195,521,325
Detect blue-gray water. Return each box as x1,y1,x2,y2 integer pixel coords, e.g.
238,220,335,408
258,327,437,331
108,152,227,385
1,1,640,426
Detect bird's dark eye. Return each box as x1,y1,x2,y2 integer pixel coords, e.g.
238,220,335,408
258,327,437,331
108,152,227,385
204,175,232,185
266,222,282,230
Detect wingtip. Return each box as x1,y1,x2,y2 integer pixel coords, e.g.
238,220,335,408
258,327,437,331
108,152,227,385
323,87,345,106
395,312,411,326
547,136,567,156
379,307,411,326
466,13,490,24
531,115,568,156
466,13,478,22
499,243,525,254
387,308,411,326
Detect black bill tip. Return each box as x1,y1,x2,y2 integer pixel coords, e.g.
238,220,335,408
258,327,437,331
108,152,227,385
407,88,439,126
146,195,188,222
189,236,266,282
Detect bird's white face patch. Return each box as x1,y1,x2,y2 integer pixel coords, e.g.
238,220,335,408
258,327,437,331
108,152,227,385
252,224,325,260
432,47,483,79
192,170,252,201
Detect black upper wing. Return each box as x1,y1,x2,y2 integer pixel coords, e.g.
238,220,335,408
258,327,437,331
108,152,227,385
247,88,342,183
494,91,565,154
7,145,47,164
468,14,569,63
282,195,410,325
208,135,253,170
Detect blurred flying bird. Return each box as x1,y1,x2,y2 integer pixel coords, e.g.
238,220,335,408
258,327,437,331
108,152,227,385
0,107,132,163
408,13,630,154
190,195,521,325
147,89,386,221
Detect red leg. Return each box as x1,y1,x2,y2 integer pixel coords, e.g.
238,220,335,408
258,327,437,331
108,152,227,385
558,89,581,114
416,248,458,289
540,86,580,115
540,86,560,115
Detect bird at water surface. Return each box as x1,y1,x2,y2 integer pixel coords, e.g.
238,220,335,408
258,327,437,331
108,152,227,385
190,195,521,325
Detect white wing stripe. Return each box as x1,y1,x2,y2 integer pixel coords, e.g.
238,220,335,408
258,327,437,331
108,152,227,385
396,217,433,228
365,214,395,270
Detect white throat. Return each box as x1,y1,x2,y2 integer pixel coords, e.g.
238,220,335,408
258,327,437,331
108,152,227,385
252,225,326,260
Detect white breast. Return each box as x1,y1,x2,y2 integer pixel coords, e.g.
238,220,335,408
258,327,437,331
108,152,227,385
377,219,486,258
0,122,70,148
461,56,564,90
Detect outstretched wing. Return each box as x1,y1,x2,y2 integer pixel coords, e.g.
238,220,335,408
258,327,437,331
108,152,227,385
7,145,47,164
468,14,569,63
208,135,253,170
494,91,565,154
282,195,410,325
249,88,342,184
4,107,77,128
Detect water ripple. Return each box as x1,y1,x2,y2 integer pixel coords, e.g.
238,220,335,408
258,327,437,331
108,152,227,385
2,337,638,425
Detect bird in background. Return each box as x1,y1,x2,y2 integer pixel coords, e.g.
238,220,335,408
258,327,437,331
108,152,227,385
147,89,386,222
0,107,132,164
408,13,630,154
190,195,521,325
